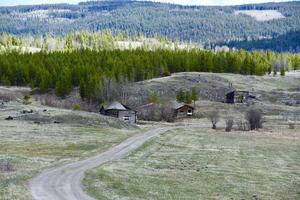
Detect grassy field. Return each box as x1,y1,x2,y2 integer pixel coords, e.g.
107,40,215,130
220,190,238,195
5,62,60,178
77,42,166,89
84,127,300,200
0,101,139,200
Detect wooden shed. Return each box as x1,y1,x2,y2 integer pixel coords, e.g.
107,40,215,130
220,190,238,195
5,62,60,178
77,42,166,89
225,90,255,104
100,101,137,124
172,102,194,118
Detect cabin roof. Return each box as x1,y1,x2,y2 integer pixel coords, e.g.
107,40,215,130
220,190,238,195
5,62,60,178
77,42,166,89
226,90,250,95
172,101,194,110
105,101,128,110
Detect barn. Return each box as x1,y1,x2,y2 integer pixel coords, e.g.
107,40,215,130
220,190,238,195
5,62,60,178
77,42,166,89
100,101,137,124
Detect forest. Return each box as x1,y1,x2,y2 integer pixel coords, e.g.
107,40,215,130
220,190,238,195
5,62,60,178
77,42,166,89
1,49,299,102
0,1,300,51
219,31,300,53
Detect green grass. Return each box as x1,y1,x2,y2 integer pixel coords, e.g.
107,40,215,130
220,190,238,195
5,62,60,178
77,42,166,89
84,128,300,200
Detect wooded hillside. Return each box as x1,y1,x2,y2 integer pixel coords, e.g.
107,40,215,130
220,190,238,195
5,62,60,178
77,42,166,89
1,49,299,102
0,1,299,51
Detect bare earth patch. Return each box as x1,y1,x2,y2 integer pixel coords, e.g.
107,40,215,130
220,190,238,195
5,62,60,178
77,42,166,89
234,10,285,21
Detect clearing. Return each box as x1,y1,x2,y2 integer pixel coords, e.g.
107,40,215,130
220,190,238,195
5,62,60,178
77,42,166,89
234,10,285,21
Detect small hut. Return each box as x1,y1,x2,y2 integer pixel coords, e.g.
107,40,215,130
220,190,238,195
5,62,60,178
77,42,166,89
225,90,255,104
100,101,137,124
172,102,194,118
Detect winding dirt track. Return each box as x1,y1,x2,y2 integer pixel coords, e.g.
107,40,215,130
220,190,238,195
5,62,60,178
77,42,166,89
30,125,204,200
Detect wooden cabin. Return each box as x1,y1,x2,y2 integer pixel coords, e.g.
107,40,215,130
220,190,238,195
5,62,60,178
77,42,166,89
225,90,255,104
100,101,137,124
172,102,194,118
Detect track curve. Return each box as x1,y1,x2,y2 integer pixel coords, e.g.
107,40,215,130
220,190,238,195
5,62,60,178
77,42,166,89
30,125,205,200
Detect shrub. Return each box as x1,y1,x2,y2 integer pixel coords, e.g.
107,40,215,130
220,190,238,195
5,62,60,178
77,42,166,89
0,92,16,102
0,157,14,172
288,123,295,129
225,117,234,132
137,104,161,121
23,95,31,105
280,68,285,76
40,95,56,107
208,110,219,129
149,93,160,104
137,104,175,122
245,108,263,130
236,120,250,131
161,104,175,122
72,104,81,111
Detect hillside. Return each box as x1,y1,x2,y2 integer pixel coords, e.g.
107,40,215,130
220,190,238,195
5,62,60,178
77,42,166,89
0,1,300,51
126,72,300,109
1,72,299,200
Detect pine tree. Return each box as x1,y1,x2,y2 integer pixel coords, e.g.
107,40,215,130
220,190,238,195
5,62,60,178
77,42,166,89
185,91,192,104
191,87,199,107
176,89,185,103
55,68,72,98
280,67,285,76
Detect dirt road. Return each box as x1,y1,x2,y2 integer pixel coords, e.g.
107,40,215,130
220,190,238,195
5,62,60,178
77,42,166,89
29,125,205,200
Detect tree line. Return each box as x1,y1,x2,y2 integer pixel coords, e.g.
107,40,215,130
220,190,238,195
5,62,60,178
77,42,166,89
0,49,299,102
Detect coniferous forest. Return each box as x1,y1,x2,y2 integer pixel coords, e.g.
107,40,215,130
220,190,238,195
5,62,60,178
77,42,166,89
0,1,300,51
1,49,299,101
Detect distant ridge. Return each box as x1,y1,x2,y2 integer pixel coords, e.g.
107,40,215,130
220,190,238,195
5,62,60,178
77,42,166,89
0,0,299,51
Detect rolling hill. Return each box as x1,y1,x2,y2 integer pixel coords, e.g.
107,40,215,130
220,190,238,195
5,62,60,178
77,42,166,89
0,1,300,51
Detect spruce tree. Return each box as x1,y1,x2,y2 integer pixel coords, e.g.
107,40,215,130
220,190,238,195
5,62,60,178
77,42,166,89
191,87,199,107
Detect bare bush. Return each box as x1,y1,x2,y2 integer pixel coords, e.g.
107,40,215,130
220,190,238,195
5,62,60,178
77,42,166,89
225,117,234,132
245,108,263,130
236,120,250,131
208,110,219,129
137,104,161,121
282,112,298,130
0,92,16,102
288,123,295,129
0,158,14,172
137,103,175,122
161,104,175,122
40,94,57,107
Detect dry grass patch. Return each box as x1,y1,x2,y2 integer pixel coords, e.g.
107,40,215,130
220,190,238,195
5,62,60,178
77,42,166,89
0,101,139,200
84,128,300,200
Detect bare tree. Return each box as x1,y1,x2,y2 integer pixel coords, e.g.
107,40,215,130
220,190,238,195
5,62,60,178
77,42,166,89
245,108,263,130
225,117,234,132
138,103,175,122
208,110,219,129
161,104,175,122
271,55,289,76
